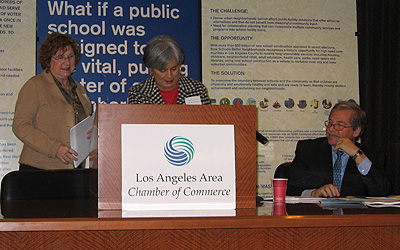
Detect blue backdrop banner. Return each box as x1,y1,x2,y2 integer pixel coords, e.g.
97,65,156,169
37,0,200,106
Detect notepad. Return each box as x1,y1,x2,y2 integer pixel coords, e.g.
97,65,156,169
69,115,96,168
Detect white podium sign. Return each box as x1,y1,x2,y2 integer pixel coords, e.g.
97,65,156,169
121,124,236,211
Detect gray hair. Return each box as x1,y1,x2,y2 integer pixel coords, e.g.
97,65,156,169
143,35,185,70
329,101,368,136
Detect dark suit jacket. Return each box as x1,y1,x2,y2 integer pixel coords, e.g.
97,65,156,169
286,137,391,196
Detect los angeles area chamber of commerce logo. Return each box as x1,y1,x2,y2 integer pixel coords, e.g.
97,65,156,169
164,136,195,167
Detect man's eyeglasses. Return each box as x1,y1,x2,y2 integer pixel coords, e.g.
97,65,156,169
324,120,353,131
52,54,75,62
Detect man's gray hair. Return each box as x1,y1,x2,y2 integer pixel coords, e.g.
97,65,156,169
330,101,368,136
143,35,185,70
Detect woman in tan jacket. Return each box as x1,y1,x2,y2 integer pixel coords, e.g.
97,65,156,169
12,33,92,170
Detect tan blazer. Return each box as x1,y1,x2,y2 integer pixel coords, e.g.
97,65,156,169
12,71,92,169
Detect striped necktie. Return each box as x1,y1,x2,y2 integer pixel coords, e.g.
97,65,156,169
333,150,344,191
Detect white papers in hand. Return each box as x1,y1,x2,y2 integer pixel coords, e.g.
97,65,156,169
69,115,95,168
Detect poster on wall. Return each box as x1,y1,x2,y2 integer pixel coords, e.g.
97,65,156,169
0,0,36,178
0,0,201,178
36,0,201,106
201,0,359,196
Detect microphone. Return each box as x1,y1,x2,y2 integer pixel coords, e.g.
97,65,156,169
256,131,268,145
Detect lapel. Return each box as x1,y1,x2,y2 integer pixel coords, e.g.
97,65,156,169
143,76,165,104
177,76,186,104
317,138,335,183
41,71,92,116
342,142,361,181
154,91,166,104
75,82,92,115
177,90,186,104
41,71,69,105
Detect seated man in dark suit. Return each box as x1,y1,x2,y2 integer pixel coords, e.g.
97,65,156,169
287,101,391,197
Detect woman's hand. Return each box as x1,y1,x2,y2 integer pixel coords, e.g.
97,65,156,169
56,144,78,164
89,149,98,161
86,126,93,139
86,126,98,161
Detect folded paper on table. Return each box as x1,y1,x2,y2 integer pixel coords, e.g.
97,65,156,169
321,198,366,209
261,196,400,208
347,196,400,208
320,196,400,208
261,196,324,204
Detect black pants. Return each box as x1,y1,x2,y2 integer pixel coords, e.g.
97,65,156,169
19,163,83,171
19,164,43,171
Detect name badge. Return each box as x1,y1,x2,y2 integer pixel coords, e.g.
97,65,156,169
185,95,202,105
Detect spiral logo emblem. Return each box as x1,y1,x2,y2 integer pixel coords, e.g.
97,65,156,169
164,136,195,167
